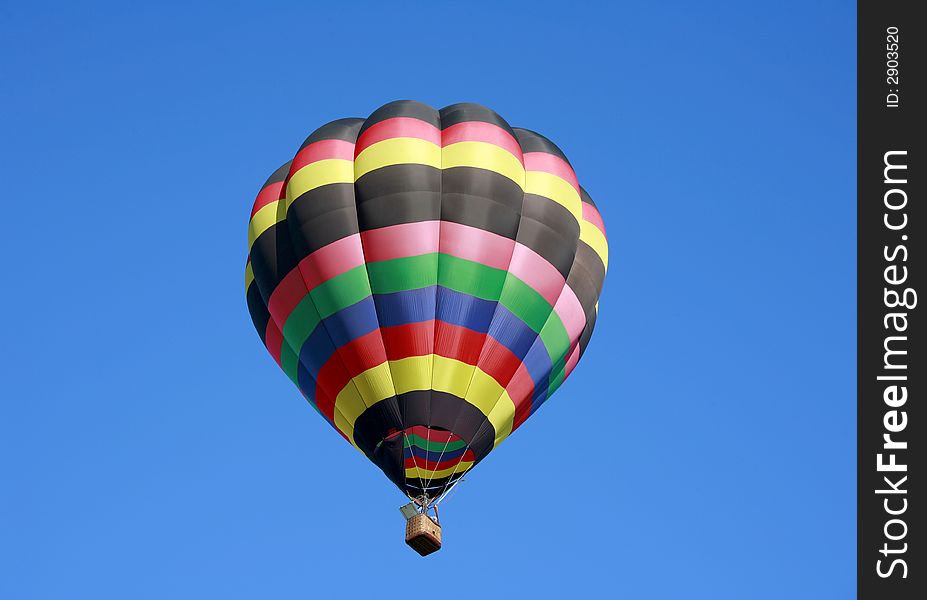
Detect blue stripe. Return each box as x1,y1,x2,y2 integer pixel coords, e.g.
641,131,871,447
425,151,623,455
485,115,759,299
404,444,470,462
292,286,549,400
324,296,380,348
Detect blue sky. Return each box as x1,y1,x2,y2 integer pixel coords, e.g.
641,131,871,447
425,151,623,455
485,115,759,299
0,1,855,598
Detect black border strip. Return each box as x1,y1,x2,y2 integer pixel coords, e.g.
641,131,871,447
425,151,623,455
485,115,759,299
859,2,924,597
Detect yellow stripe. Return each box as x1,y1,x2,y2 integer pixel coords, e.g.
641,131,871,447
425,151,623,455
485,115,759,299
487,395,515,448
442,141,525,188
353,139,526,186
332,409,360,451
525,171,582,222
247,201,281,251
351,361,397,406
331,355,515,445
354,138,441,179
461,366,514,446
406,462,473,480
580,220,609,269
428,355,473,398
332,383,366,447
285,159,354,208
390,354,433,395
244,262,254,291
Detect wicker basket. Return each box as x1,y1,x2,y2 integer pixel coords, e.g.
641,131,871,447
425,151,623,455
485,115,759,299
405,513,442,556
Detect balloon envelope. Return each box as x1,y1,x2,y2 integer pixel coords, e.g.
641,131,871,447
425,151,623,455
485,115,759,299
246,101,608,500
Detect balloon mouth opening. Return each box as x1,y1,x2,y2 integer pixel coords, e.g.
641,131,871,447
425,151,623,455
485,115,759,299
372,425,474,500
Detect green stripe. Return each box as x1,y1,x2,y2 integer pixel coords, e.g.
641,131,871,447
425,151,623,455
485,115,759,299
438,254,507,300
311,265,371,317
403,433,467,452
367,254,438,293
499,274,550,333
539,314,570,362
280,342,301,384
548,356,567,394
276,252,573,399
281,295,321,381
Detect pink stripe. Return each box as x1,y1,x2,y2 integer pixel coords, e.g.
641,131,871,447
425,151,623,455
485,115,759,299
552,285,586,343
268,236,366,325
359,222,570,314
355,117,441,156
509,363,536,430
523,152,580,194
564,343,580,379
582,203,607,237
361,222,439,262
441,121,523,164
439,221,514,271
251,181,284,217
299,234,366,289
290,139,355,172
267,268,309,324
508,244,565,306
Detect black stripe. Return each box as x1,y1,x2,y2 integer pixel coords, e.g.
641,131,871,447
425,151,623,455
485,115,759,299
515,219,578,280
287,183,359,257
580,186,597,207
299,118,363,149
262,161,292,187
574,240,607,296
246,281,270,343
578,309,598,356
566,246,606,323
354,164,441,229
441,167,523,239
513,127,571,165
518,193,581,278
250,221,299,305
440,102,515,134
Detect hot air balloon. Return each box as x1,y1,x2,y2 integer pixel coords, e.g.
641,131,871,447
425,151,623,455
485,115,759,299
245,101,608,555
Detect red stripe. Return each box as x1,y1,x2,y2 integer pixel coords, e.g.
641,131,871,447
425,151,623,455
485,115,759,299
510,363,536,430
316,329,390,414
433,321,484,365
406,426,461,443
382,320,435,358
523,152,580,194
314,321,527,412
441,121,523,163
314,360,353,421
355,117,441,156
475,335,522,389
250,181,284,217
264,320,285,366
267,268,308,326
334,332,389,386
290,139,355,173
404,452,475,471
582,203,607,238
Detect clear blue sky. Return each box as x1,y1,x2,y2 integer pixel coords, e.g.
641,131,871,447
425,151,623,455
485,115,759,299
1,1,855,598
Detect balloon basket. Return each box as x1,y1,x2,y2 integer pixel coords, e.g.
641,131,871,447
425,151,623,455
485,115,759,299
405,513,442,556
